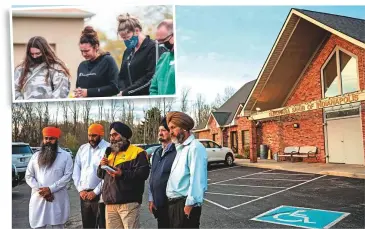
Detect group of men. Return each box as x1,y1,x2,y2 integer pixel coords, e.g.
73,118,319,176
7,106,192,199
25,111,208,229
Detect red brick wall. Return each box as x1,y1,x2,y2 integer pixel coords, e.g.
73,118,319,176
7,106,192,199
194,116,222,144
259,34,365,163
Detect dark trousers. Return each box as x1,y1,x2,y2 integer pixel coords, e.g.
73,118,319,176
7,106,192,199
168,197,202,228
97,202,106,229
153,204,169,228
80,194,100,229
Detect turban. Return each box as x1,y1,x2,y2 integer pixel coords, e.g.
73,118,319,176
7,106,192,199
160,117,169,131
88,123,104,136
110,122,132,139
42,126,61,138
166,111,195,131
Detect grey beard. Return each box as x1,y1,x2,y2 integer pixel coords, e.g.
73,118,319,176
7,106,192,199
110,140,129,153
38,142,58,168
172,132,185,144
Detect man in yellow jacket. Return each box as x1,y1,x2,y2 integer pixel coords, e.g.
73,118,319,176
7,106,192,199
97,122,150,229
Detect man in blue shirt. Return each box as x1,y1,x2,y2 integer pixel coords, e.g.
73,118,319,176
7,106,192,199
165,111,208,228
148,117,177,228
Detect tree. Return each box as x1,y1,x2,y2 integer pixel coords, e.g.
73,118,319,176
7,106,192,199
68,102,80,135
98,100,104,121
180,86,191,112
61,102,69,130
82,100,92,128
222,86,236,103
193,94,211,128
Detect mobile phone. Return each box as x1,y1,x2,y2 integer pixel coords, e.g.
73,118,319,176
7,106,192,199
101,165,116,173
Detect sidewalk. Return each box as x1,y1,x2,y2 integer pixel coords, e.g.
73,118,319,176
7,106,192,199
234,159,365,179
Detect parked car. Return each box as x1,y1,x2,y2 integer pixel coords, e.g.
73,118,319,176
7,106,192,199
12,164,19,188
197,139,235,166
12,142,33,180
135,143,161,160
61,147,74,159
30,147,40,153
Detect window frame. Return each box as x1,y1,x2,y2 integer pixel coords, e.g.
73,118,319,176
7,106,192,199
320,46,360,98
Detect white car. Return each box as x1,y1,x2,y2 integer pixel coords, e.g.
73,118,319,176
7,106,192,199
12,142,33,180
197,139,235,166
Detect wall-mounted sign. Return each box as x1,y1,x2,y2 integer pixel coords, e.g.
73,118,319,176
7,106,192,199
250,91,364,120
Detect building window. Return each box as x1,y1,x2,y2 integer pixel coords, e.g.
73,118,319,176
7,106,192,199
241,130,250,151
230,131,238,154
322,48,359,98
212,133,217,142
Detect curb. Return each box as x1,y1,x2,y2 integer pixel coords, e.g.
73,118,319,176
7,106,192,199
234,162,365,179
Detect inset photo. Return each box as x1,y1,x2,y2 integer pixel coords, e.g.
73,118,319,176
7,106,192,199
10,5,176,102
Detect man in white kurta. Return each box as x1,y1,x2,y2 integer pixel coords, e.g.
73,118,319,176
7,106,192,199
72,123,109,229
25,127,73,229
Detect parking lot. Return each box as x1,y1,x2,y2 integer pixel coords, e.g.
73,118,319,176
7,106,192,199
13,165,365,229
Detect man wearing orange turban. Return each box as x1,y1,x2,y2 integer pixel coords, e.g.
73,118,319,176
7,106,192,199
73,123,109,229
165,112,207,228
25,126,73,228
42,126,62,139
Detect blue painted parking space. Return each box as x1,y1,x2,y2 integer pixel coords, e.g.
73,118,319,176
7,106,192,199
251,205,350,229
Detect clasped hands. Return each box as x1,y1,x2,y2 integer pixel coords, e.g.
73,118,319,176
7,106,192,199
38,187,53,202
80,190,97,201
73,87,88,98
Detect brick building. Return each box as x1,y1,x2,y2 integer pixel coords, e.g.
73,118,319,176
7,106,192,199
194,8,365,165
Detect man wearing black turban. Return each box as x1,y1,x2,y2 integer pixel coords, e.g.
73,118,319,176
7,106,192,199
97,121,150,229
148,117,177,228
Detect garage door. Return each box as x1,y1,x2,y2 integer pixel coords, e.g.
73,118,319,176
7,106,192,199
326,111,364,165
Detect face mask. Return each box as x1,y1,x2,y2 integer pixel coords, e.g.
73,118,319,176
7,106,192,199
160,34,174,51
163,40,174,51
32,56,43,64
124,36,138,49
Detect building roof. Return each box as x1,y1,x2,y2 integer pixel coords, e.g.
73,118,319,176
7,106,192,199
243,8,365,113
12,8,95,19
295,8,365,44
211,112,231,126
214,79,256,126
194,79,256,131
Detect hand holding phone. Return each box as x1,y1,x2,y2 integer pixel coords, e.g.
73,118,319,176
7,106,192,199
101,165,117,173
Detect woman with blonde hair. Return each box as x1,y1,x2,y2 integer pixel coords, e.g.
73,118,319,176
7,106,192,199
14,36,71,100
117,13,165,96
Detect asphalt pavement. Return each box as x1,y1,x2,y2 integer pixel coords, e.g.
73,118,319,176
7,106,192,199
12,164,365,229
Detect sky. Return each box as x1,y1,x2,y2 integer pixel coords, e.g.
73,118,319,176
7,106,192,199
12,5,365,121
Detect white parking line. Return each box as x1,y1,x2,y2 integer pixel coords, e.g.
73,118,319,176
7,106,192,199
204,198,230,210
238,178,308,182
214,183,287,189
209,170,273,185
227,175,327,210
260,172,316,176
208,166,238,172
206,192,260,198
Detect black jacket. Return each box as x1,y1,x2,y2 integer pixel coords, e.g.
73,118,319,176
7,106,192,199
97,144,150,205
118,36,166,96
149,143,177,208
76,52,119,97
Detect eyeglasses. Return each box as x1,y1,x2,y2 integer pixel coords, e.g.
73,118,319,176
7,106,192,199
110,133,120,138
44,137,56,141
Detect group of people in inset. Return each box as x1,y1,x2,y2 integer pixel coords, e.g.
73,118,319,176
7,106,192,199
25,111,208,229
14,14,175,100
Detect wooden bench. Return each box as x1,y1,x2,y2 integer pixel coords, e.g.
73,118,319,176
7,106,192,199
292,146,318,161
277,146,299,162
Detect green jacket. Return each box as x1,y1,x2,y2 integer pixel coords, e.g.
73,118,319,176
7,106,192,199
150,52,175,95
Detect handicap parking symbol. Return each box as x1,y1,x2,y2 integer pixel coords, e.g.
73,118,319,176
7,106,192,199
251,205,350,229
